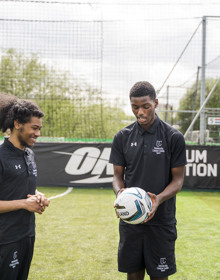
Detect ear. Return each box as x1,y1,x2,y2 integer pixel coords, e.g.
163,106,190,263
154,99,159,108
14,120,22,130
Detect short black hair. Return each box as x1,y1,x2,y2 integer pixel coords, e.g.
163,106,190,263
0,93,44,133
129,81,156,100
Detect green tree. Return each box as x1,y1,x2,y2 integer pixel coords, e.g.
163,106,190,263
176,78,220,141
0,49,128,139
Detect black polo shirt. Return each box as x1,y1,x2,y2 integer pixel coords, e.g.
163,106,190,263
109,115,187,225
0,138,37,245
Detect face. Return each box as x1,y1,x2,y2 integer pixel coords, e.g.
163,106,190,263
130,95,158,130
15,116,42,149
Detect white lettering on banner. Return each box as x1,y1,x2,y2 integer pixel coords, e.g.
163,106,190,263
61,147,113,184
65,147,100,175
185,163,217,177
187,150,207,163
185,149,218,177
54,147,218,184
91,148,113,176
70,175,113,184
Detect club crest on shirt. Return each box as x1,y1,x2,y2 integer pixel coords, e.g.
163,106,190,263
156,140,162,147
152,140,165,154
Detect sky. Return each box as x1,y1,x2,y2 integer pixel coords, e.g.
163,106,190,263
0,0,220,114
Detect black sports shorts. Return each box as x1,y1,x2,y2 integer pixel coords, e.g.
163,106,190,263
118,222,177,277
0,236,35,280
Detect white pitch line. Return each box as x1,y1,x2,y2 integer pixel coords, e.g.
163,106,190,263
48,187,73,200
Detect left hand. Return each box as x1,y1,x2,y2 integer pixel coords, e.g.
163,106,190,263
27,190,50,209
142,192,159,223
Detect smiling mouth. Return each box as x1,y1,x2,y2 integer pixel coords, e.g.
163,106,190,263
31,137,37,142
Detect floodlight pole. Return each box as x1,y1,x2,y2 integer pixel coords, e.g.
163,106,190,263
190,66,200,141
184,77,220,140
200,16,207,145
165,85,169,123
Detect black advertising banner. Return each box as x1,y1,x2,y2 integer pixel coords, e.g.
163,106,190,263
184,145,220,190
33,143,220,190
34,142,113,188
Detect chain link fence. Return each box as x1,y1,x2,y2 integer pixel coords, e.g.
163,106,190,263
0,1,219,143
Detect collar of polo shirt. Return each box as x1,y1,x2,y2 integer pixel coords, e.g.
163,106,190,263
136,114,159,135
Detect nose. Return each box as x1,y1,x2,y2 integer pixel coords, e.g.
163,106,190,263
137,107,145,116
35,129,41,138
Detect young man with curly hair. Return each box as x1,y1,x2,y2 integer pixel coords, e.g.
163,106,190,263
0,94,50,280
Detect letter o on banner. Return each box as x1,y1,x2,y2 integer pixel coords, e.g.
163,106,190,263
65,147,101,175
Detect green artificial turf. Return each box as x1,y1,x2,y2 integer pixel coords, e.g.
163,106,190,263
28,188,220,280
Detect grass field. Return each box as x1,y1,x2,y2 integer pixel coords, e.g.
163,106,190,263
28,187,220,280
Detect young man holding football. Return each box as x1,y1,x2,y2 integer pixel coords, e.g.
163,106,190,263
109,81,187,280
0,94,50,280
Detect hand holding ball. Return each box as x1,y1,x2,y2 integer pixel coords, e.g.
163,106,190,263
115,187,152,224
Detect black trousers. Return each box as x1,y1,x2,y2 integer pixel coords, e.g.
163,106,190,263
0,236,35,280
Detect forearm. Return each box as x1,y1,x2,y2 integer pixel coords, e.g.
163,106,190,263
0,199,27,213
0,196,45,214
157,166,185,205
157,183,182,205
112,165,126,197
112,176,125,196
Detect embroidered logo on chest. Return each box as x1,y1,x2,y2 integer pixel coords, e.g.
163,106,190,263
152,140,165,154
15,164,21,169
131,142,137,147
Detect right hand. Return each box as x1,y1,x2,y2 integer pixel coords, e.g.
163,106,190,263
27,192,50,208
25,196,45,214
113,188,127,218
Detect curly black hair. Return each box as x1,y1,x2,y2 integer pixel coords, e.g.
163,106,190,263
129,81,156,100
0,93,44,133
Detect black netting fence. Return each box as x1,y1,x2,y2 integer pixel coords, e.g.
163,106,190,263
0,1,220,143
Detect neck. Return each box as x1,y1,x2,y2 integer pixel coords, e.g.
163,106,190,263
139,114,157,130
8,134,25,150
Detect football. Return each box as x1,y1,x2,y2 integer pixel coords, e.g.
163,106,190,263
115,187,152,224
